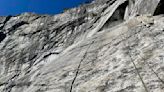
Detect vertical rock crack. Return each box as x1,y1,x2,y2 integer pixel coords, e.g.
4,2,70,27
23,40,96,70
70,41,94,92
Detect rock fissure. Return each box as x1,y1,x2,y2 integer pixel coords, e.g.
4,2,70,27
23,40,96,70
139,35,164,85
70,41,94,92
0,0,164,92
126,45,149,92
0,15,12,30
0,32,6,43
7,21,29,34
142,55,164,84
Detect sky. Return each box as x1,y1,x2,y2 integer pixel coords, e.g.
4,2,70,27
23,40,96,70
0,0,92,16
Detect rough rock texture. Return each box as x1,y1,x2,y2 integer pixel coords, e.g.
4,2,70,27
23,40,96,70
0,0,164,92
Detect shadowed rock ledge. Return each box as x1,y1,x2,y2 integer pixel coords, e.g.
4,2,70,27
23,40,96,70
0,0,164,92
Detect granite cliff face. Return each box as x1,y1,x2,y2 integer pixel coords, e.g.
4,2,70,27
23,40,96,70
0,0,164,92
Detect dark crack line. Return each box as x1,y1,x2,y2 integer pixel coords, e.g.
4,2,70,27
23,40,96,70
0,15,12,30
126,46,149,92
125,29,164,92
140,55,164,84
70,41,94,92
7,21,29,34
0,82,8,86
69,57,84,92
34,52,60,66
129,55,149,92
136,32,164,85
147,34,164,84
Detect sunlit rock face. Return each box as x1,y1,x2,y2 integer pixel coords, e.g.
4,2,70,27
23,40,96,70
0,0,164,92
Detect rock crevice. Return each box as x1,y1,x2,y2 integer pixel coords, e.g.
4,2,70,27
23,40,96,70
0,0,164,92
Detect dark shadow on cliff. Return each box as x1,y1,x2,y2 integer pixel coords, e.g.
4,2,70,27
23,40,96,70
0,32,6,42
100,1,128,31
154,0,164,15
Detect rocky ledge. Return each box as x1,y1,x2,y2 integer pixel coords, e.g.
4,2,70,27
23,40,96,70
0,0,164,92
